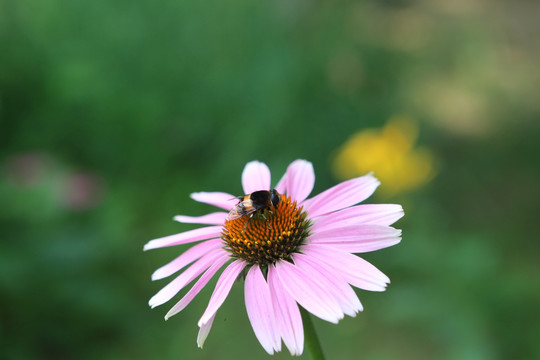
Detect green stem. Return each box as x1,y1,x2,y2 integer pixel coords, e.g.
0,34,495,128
300,307,326,360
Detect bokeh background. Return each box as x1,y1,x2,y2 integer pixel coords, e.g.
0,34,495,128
1,0,539,359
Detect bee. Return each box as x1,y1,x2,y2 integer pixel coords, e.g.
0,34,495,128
228,189,281,222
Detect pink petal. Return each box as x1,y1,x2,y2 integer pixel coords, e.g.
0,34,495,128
143,226,222,251
293,253,362,316
275,170,287,194
198,259,246,326
302,174,380,217
275,160,314,203
197,313,215,348
165,256,229,320
274,260,343,323
242,161,271,194
152,239,223,280
174,212,228,225
312,204,404,232
245,265,281,355
268,266,304,356
302,244,390,292
190,192,238,210
149,249,228,308
309,224,401,253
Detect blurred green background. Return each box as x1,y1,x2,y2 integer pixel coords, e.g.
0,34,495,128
1,0,539,359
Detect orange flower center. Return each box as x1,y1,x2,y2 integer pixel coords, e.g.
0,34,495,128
222,195,310,264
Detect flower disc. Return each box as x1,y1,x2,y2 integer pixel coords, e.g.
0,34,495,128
222,195,310,264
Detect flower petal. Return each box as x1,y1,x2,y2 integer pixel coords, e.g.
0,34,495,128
190,192,238,211
174,212,228,225
312,204,404,231
165,256,229,320
151,239,223,280
245,265,281,355
198,259,246,326
302,174,380,217
275,160,314,203
149,249,228,308
302,244,390,292
309,224,401,253
143,226,222,251
293,253,362,316
268,266,304,356
274,170,287,194
274,259,343,323
242,161,271,194
197,313,215,348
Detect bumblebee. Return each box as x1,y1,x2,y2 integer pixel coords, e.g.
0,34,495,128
228,189,281,221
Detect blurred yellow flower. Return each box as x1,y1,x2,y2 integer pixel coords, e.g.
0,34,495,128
332,116,436,196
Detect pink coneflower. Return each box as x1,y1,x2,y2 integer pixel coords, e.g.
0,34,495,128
145,160,403,355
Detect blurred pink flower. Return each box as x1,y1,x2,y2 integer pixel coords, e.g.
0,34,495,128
145,160,403,355
3,152,54,188
60,172,104,210
3,152,104,211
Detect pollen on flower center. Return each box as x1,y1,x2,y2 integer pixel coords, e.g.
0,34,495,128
222,195,310,265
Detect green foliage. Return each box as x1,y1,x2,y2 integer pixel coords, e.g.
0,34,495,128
1,0,539,359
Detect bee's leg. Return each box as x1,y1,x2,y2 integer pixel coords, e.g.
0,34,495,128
260,211,272,229
242,214,254,232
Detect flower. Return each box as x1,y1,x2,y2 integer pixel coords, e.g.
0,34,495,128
144,160,403,355
332,116,436,196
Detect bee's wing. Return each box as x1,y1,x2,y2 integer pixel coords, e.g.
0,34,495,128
228,208,245,220
227,199,255,220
